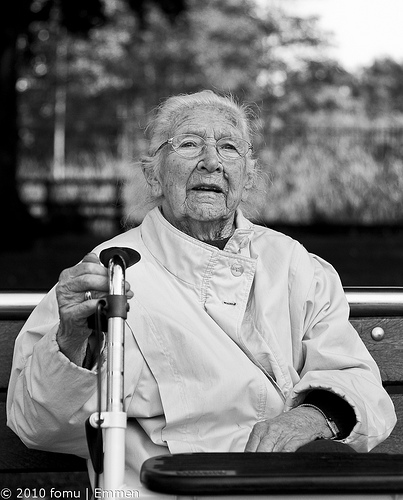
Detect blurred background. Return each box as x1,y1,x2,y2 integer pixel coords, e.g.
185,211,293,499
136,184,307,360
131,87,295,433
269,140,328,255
1,0,403,290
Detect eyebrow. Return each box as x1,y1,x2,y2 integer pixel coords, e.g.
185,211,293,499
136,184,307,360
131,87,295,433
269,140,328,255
176,128,243,139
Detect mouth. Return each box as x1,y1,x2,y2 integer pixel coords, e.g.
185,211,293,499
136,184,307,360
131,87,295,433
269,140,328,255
191,184,224,194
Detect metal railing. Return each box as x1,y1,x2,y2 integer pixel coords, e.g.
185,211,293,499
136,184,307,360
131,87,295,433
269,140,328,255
345,287,403,317
0,292,46,319
1,288,403,320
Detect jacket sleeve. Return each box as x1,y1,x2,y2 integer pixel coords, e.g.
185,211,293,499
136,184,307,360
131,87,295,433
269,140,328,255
6,286,100,458
285,252,397,452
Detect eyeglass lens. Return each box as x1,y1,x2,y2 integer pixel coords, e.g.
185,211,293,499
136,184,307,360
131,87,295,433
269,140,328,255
171,134,250,159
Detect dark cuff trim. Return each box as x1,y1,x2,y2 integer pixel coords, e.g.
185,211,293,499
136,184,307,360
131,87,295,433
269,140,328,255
303,389,356,440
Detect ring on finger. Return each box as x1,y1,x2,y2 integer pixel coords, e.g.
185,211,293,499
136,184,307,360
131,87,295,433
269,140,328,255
84,291,92,301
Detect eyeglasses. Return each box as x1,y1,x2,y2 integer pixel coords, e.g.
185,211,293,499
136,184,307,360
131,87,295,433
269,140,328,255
154,134,252,160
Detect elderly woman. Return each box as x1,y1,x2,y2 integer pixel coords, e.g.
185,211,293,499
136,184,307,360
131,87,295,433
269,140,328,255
7,91,396,489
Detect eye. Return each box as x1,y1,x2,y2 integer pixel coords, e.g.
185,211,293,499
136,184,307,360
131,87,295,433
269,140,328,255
218,140,238,152
222,142,237,151
179,140,199,149
175,135,203,149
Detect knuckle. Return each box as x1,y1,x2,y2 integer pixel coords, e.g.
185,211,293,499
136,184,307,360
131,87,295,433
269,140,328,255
76,275,88,288
58,268,70,283
252,424,265,438
255,420,269,431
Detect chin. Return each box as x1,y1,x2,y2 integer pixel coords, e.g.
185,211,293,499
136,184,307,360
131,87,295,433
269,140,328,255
185,201,227,219
189,212,232,224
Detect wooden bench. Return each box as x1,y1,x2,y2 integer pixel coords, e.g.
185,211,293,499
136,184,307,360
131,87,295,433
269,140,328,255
1,289,402,489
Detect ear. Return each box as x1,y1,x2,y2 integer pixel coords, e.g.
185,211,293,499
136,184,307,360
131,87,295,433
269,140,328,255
244,159,256,190
240,160,255,203
142,160,163,198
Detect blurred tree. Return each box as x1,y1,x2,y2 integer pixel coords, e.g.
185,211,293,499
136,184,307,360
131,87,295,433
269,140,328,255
19,0,332,164
272,59,359,130
359,58,403,117
0,0,186,245
0,0,105,243
282,60,353,113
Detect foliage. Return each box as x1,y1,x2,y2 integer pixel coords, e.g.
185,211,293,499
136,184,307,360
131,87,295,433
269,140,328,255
0,0,187,243
19,129,403,227
260,131,403,225
12,0,403,227
358,58,403,117
18,0,403,158
17,0,333,161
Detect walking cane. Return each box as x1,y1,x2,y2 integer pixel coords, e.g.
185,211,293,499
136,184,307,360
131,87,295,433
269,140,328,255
87,247,141,493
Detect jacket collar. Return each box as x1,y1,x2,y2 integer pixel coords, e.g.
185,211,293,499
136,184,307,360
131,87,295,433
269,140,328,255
140,207,255,286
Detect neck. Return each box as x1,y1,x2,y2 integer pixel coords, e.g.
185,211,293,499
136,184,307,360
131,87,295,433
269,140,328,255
162,210,236,242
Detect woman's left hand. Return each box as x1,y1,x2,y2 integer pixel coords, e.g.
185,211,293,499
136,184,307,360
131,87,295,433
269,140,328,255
245,406,333,452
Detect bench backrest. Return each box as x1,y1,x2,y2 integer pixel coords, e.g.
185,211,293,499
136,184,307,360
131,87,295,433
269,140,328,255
0,293,87,473
1,289,402,472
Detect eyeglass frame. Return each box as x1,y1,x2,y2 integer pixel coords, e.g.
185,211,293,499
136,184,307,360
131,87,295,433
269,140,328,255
153,133,253,160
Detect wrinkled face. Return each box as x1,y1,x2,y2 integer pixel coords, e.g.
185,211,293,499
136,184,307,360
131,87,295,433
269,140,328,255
151,107,253,229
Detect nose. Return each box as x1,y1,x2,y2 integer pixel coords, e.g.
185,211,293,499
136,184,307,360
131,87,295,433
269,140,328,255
197,141,223,173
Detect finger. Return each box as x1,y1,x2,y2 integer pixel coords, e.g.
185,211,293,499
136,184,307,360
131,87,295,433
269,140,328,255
58,263,106,289
256,435,276,452
64,274,110,295
67,298,99,317
274,432,312,452
78,277,133,298
82,252,101,264
76,253,105,276
245,421,269,452
69,261,107,279
77,254,133,292
78,280,133,302
245,432,261,453
280,441,305,453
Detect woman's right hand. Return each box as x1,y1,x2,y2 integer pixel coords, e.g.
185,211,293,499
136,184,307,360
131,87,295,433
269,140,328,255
55,252,132,364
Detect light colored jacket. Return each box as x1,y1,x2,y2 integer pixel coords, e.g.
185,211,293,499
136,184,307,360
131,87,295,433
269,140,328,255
7,207,396,489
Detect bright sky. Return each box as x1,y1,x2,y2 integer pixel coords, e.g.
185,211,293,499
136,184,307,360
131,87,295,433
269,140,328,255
269,0,403,70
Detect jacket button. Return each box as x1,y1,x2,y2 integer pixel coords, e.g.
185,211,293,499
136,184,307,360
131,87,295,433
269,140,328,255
231,263,244,277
